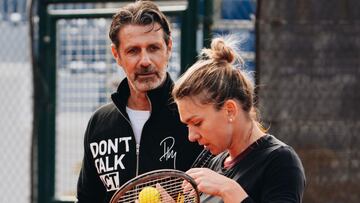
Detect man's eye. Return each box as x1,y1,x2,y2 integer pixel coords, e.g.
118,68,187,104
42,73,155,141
149,46,160,51
127,49,137,54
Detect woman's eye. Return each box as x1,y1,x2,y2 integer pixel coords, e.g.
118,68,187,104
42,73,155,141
194,122,201,127
185,120,202,128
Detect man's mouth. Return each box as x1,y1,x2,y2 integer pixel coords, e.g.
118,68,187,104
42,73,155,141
136,72,157,79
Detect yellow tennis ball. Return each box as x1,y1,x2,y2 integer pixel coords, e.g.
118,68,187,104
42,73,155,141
176,193,184,203
138,186,161,203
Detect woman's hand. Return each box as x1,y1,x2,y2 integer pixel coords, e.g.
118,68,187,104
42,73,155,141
186,168,248,203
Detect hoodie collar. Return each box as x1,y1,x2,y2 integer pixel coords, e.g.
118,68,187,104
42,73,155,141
111,73,174,114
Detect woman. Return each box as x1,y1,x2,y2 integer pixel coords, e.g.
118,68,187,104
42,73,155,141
172,36,305,203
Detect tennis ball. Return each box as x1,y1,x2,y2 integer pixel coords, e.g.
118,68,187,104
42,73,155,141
176,193,184,203
138,186,161,203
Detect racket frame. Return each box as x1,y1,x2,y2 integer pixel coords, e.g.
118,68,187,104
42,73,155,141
110,169,200,203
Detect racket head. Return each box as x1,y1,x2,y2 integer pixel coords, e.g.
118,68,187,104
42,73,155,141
110,169,200,203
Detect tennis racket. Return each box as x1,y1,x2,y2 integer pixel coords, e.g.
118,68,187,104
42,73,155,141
191,149,215,168
109,169,200,203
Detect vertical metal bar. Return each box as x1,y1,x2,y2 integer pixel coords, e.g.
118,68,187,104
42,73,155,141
36,0,56,202
180,0,198,73
254,0,261,105
36,0,49,202
203,0,213,48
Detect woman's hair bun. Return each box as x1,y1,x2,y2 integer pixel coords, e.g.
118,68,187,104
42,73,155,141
210,37,236,64
200,35,242,65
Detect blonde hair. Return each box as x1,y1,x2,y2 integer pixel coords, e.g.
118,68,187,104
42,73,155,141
173,35,258,120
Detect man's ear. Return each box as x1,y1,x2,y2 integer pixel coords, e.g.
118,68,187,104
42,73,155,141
224,99,238,120
167,37,173,59
111,44,121,64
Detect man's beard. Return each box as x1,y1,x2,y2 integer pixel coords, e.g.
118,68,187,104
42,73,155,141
132,66,166,92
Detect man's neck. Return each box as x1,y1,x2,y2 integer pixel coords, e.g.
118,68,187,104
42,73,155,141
127,92,151,111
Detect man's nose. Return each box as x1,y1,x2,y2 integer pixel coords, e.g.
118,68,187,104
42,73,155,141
140,51,151,67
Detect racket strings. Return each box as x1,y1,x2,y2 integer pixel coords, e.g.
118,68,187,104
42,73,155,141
116,176,196,202
191,150,215,168
118,186,192,202
119,177,182,199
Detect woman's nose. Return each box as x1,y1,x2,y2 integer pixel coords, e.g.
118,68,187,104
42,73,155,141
188,127,200,142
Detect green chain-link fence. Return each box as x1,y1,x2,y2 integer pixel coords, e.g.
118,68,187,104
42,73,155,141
0,0,32,202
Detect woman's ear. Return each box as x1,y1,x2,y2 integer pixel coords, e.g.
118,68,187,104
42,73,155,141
224,99,238,121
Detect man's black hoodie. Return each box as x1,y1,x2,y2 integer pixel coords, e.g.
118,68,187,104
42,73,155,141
76,74,202,203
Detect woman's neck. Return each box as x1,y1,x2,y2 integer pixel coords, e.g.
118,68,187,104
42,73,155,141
228,121,265,160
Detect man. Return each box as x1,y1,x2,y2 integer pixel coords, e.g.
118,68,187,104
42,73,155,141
76,1,202,203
